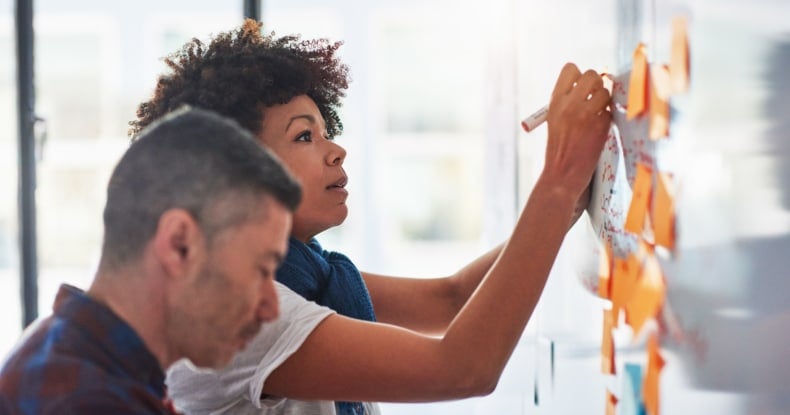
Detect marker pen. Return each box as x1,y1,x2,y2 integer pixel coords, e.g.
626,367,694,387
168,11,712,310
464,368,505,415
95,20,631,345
520,104,549,133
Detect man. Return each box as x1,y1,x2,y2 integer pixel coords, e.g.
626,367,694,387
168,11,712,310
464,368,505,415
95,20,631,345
0,108,303,414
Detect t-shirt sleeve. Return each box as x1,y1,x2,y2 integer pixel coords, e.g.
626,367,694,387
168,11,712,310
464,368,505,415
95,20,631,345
166,282,335,414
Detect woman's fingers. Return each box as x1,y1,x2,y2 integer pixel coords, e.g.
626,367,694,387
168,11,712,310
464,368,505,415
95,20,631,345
587,87,611,112
551,63,583,103
572,70,603,96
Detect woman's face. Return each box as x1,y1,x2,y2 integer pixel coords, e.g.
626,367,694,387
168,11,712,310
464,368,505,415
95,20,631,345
257,95,348,242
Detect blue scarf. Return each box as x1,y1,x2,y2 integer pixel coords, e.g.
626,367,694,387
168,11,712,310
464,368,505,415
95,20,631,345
276,237,376,415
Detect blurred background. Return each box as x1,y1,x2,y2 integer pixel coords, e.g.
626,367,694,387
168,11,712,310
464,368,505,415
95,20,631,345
1,0,788,414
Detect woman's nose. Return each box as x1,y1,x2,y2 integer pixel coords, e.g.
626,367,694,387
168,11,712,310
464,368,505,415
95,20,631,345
326,140,346,166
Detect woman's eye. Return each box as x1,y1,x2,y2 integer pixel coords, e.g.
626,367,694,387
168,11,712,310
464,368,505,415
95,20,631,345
295,131,312,142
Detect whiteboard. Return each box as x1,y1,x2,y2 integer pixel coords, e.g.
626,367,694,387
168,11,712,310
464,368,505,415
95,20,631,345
516,0,790,414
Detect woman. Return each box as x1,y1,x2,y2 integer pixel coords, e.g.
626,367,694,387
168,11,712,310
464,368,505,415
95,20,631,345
131,20,610,415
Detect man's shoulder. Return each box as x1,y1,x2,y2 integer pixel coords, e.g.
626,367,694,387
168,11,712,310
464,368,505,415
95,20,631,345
1,346,103,403
0,317,73,390
0,387,170,415
1,315,96,376
0,366,168,414
58,386,170,414
0,319,141,412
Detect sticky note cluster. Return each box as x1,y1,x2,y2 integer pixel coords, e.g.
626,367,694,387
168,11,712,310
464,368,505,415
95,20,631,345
625,16,689,140
597,15,689,415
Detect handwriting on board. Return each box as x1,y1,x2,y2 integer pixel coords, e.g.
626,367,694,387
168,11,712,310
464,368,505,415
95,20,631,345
579,70,659,293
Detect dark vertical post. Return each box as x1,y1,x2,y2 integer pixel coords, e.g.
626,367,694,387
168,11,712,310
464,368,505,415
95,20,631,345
243,0,260,21
15,0,38,327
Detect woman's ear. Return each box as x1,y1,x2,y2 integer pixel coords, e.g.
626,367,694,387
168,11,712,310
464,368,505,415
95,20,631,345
151,209,205,280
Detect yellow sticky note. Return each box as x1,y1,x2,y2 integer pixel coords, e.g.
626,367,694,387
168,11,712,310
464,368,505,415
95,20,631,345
627,43,649,120
625,163,653,235
652,172,676,250
602,309,616,374
649,64,671,140
625,251,666,337
643,334,665,415
670,16,690,94
606,389,619,415
598,243,613,299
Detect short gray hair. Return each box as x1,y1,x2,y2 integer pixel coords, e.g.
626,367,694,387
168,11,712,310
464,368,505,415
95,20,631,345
101,107,301,268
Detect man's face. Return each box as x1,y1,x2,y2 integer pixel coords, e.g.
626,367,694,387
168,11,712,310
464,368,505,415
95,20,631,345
170,198,291,368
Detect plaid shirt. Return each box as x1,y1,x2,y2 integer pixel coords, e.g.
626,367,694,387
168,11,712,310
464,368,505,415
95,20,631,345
0,284,178,414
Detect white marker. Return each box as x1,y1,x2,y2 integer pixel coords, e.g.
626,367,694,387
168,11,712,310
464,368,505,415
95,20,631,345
520,105,549,133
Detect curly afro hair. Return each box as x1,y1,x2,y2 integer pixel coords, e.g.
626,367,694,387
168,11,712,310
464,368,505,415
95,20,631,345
130,19,350,139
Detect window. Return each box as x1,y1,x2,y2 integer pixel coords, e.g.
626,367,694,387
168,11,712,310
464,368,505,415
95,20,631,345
31,0,238,321
0,0,21,357
264,1,493,277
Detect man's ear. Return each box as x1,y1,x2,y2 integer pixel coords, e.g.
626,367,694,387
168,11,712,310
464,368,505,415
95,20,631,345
151,209,205,279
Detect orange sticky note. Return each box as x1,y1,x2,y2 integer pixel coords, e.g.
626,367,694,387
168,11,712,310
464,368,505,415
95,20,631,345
598,243,613,299
652,172,676,250
623,249,646,328
643,334,665,415
606,389,619,415
602,309,616,374
627,43,649,120
610,258,627,326
625,163,653,235
625,251,666,337
669,16,690,94
649,64,671,139
611,254,641,327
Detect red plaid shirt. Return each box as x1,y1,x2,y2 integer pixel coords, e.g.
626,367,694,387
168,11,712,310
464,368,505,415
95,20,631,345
0,285,180,414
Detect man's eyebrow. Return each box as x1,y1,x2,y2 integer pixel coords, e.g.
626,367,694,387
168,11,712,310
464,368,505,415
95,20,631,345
284,114,316,132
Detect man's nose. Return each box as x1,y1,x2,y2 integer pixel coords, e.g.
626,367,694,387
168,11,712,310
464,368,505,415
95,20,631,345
257,279,280,322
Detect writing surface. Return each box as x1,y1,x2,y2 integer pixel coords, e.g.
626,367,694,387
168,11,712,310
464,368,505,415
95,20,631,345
515,1,790,414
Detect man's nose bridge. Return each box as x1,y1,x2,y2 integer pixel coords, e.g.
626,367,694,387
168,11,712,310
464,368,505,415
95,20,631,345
258,280,280,321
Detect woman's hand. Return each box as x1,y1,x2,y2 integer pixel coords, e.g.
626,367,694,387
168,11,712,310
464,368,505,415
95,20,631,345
542,63,612,203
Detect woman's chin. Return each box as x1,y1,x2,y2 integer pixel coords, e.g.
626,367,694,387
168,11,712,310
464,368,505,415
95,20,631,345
332,205,349,225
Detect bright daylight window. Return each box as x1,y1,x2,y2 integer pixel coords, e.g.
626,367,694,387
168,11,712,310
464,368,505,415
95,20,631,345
0,1,238,360
0,1,21,356
265,1,490,278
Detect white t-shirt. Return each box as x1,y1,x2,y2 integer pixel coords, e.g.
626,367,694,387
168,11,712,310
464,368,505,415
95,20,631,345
166,282,338,415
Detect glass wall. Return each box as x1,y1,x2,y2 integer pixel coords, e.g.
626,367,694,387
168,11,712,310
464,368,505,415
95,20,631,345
263,0,496,278
1,2,522,408
29,0,239,340
0,0,21,356
264,1,518,413
5,1,790,413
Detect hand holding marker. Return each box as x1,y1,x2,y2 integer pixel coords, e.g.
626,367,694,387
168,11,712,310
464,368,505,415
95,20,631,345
520,73,614,133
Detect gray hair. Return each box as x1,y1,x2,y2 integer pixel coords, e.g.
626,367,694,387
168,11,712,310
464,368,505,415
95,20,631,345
101,107,301,268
